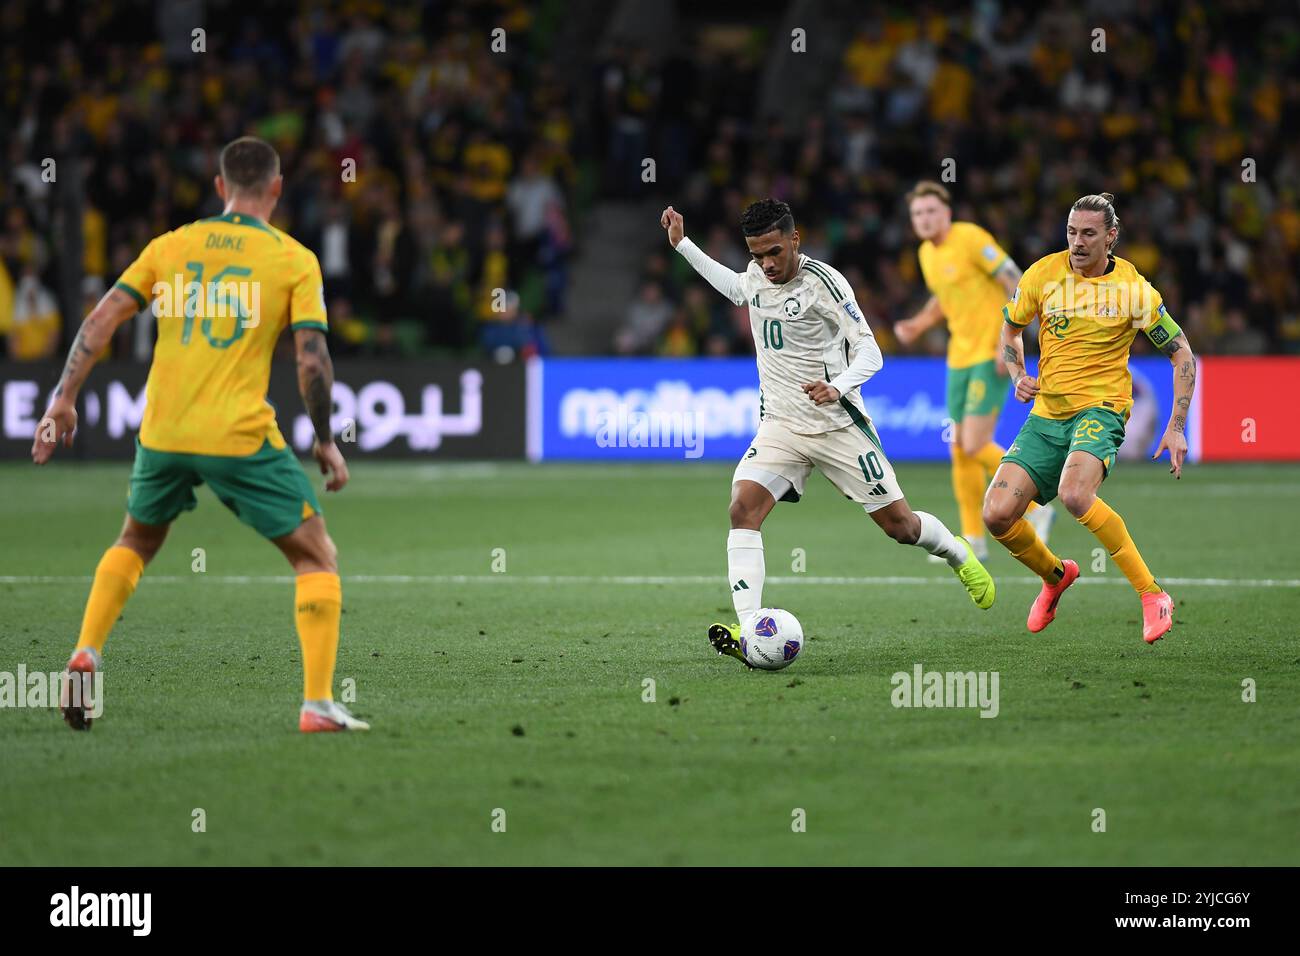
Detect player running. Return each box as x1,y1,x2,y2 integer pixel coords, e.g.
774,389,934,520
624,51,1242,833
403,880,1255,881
894,181,1054,562
33,136,368,732
660,199,995,668
984,192,1194,644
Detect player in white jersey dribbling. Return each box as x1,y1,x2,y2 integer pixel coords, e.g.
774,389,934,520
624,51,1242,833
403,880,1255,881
660,199,996,667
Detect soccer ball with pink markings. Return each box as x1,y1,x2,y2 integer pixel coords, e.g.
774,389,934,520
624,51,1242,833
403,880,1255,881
740,609,804,671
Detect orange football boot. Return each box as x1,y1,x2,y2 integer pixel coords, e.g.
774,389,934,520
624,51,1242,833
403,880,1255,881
1027,559,1079,633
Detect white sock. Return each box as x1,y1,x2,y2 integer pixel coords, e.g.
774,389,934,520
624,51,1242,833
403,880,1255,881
727,529,764,629
914,511,968,568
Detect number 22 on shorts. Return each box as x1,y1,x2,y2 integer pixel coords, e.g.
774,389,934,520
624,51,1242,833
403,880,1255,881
1073,418,1104,443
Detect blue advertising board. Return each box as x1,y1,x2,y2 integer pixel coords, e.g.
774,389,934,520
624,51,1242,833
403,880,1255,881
532,357,1192,463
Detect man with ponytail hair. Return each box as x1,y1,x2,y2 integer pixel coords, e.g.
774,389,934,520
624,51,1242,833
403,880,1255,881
984,192,1195,644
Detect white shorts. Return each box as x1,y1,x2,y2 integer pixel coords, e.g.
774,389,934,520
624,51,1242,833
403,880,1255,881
733,419,905,513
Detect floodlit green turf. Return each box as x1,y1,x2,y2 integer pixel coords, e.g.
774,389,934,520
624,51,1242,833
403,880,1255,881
1,458,1298,866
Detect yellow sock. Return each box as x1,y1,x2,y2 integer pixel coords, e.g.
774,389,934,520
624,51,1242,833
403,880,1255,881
974,442,1039,514
296,572,342,701
992,518,1064,583
1079,498,1160,595
950,448,987,539
970,441,1005,477
76,546,145,653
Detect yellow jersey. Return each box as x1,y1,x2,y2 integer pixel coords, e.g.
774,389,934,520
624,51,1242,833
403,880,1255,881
917,221,1010,369
1003,250,1182,421
114,212,327,456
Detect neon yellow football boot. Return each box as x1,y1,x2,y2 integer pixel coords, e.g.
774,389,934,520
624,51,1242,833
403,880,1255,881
708,623,753,669
952,536,996,609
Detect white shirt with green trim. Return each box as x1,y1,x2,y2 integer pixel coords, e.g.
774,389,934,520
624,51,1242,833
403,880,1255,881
675,237,883,435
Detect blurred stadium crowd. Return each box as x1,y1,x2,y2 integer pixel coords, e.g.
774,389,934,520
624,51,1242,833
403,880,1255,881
616,2,1300,358
1,0,1297,364
0,0,574,361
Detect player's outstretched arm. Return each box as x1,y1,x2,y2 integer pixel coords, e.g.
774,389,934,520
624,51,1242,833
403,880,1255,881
294,327,348,492
894,295,945,346
31,288,140,464
1153,332,1195,479
1001,320,1039,403
660,205,747,306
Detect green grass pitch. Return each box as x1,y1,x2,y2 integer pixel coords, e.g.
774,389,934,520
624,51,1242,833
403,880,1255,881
1,458,1298,865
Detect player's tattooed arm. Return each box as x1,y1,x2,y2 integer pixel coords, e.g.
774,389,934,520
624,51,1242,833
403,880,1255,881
1001,320,1039,403
1155,332,1195,478
1161,333,1196,432
1158,330,1189,360
52,288,140,401
294,328,350,491
53,325,97,399
294,328,335,445
33,288,140,463
1000,321,1023,378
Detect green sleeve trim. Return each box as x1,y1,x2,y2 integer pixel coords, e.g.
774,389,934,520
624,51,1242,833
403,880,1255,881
988,253,1008,275
1141,307,1181,347
291,320,328,333
802,260,845,301
1002,305,1029,328
830,367,884,453
113,281,148,310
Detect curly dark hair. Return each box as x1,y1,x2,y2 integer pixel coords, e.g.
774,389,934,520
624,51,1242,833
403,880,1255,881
740,198,795,237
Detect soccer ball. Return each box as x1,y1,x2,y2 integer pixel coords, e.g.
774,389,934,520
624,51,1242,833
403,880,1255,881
740,609,804,671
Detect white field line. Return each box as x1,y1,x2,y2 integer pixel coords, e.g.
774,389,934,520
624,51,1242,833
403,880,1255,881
1,574,1298,588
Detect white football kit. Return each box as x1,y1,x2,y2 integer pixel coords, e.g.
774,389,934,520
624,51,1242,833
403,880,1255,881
674,237,903,512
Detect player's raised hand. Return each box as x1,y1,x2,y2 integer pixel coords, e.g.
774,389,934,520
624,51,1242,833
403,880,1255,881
31,397,78,464
801,381,841,405
660,205,685,248
313,439,350,492
1013,374,1039,403
1153,428,1187,479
